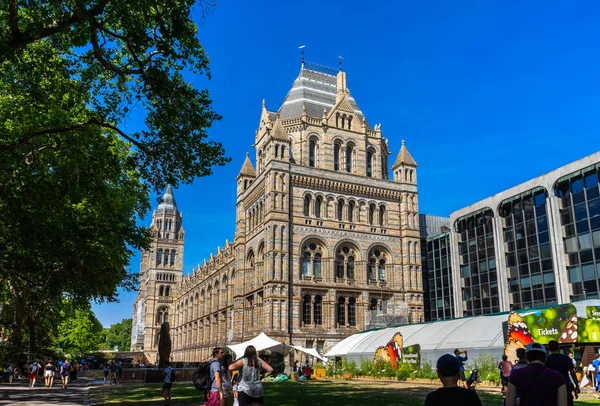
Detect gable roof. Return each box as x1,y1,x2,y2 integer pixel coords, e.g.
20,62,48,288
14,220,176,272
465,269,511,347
392,140,417,168
237,153,256,178
277,67,369,128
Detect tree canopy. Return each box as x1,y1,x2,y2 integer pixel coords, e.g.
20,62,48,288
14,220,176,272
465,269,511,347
0,0,228,362
100,318,132,352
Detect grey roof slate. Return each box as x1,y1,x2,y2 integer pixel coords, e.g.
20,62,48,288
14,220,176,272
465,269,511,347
277,67,369,128
157,185,177,213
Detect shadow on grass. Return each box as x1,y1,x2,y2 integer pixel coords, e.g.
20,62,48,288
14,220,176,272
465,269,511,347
91,381,510,406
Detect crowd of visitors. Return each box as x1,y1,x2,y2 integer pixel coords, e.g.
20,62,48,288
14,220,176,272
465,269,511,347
15,358,82,389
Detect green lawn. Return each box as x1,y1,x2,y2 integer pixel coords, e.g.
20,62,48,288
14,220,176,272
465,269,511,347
89,380,598,406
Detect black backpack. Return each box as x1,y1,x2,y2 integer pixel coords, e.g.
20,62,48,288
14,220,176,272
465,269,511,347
192,360,218,392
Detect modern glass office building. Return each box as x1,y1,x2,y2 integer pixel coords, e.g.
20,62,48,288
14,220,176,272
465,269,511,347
437,151,600,319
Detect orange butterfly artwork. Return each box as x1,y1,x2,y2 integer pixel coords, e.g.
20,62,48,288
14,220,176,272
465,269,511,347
374,332,403,369
504,312,533,362
559,315,578,344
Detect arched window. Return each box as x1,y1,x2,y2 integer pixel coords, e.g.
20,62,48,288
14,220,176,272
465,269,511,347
336,256,344,279
334,144,340,171
315,196,322,219
379,259,386,281
369,204,376,225
157,249,162,265
348,201,355,222
346,145,353,173
309,140,316,167
165,286,170,296
304,195,311,217
337,297,346,326
313,253,322,277
302,295,311,326
347,256,355,279
170,250,175,265
366,151,373,177
159,286,164,296
341,115,346,128
348,298,356,327
302,252,311,276
368,258,376,281
379,206,385,227
314,295,323,326
337,200,343,221
370,298,378,311
156,307,169,324
163,250,169,265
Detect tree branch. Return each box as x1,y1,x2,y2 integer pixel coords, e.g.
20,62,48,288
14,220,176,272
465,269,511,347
90,23,142,76
0,120,149,153
7,0,111,50
8,0,20,43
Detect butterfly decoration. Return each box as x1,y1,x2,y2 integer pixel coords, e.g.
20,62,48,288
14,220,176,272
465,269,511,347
374,332,403,369
504,310,579,362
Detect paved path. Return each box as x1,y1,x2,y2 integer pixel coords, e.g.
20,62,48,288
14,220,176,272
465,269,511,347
0,376,90,405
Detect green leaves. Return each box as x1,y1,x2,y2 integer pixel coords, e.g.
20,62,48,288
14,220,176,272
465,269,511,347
99,318,132,351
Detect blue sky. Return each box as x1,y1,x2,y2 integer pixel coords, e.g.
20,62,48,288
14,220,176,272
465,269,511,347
93,0,600,326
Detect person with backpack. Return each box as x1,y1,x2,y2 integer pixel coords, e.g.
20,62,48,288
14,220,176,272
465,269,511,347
29,360,40,387
506,342,568,406
60,359,70,389
221,354,234,406
161,361,175,405
202,347,225,406
228,345,273,406
44,360,55,388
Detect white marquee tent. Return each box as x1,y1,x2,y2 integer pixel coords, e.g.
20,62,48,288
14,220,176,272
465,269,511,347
325,313,508,365
227,333,294,359
325,300,600,366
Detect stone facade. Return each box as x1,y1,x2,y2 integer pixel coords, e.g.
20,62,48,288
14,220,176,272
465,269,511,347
130,186,185,363
132,63,424,363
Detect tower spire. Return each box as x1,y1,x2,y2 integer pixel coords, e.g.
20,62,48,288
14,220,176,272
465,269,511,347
299,45,305,68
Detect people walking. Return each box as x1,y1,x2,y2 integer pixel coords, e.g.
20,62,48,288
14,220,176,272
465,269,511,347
424,354,481,405
228,345,273,406
205,347,225,406
454,349,468,388
59,359,70,389
545,340,579,406
498,354,512,395
161,361,174,406
102,363,109,384
44,360,55,388
512,348,528,371
506,342,567,406
221,354,234,406
29,360,40,387
110,360,118,385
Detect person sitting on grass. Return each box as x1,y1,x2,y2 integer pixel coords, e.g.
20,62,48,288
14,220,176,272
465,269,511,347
424,354,482,406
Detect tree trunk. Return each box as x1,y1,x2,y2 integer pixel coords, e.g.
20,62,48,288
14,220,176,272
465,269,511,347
10,291,25,364
27,317,37,360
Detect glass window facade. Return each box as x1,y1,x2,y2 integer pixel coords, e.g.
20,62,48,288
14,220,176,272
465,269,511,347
500,188,557,310
423,233,454,321
456,209,500,316
555,165,600,301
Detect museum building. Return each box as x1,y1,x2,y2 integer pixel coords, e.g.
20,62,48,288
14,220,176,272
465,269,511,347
131,62,425,363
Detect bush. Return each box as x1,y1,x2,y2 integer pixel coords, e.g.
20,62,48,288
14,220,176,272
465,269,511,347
470,353,500,384
414,359,438,380
341,357,359,376
396,363,415,380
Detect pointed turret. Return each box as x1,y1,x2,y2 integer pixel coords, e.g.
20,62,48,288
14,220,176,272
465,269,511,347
392,140,418,183
237,153,256,179
156,185,178,213
270,117,289,141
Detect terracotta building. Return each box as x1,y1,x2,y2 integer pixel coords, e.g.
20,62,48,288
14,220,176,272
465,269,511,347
131,62,424,364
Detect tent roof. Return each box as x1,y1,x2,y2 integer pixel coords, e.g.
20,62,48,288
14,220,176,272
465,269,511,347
226,333,293,359
293,346,328,362
325,313,508,358
326,299,600,359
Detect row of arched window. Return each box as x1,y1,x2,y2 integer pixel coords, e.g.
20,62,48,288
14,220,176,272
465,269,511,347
156,219,175,230
301,294,357,327
303,195,387,226
156,307,169,324
301,243,388,282
307,137,387,179
157,249,176,266
156,273,175,281
158,285,171,296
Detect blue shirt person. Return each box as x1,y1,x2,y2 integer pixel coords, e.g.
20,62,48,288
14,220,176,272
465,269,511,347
454,349,468,384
